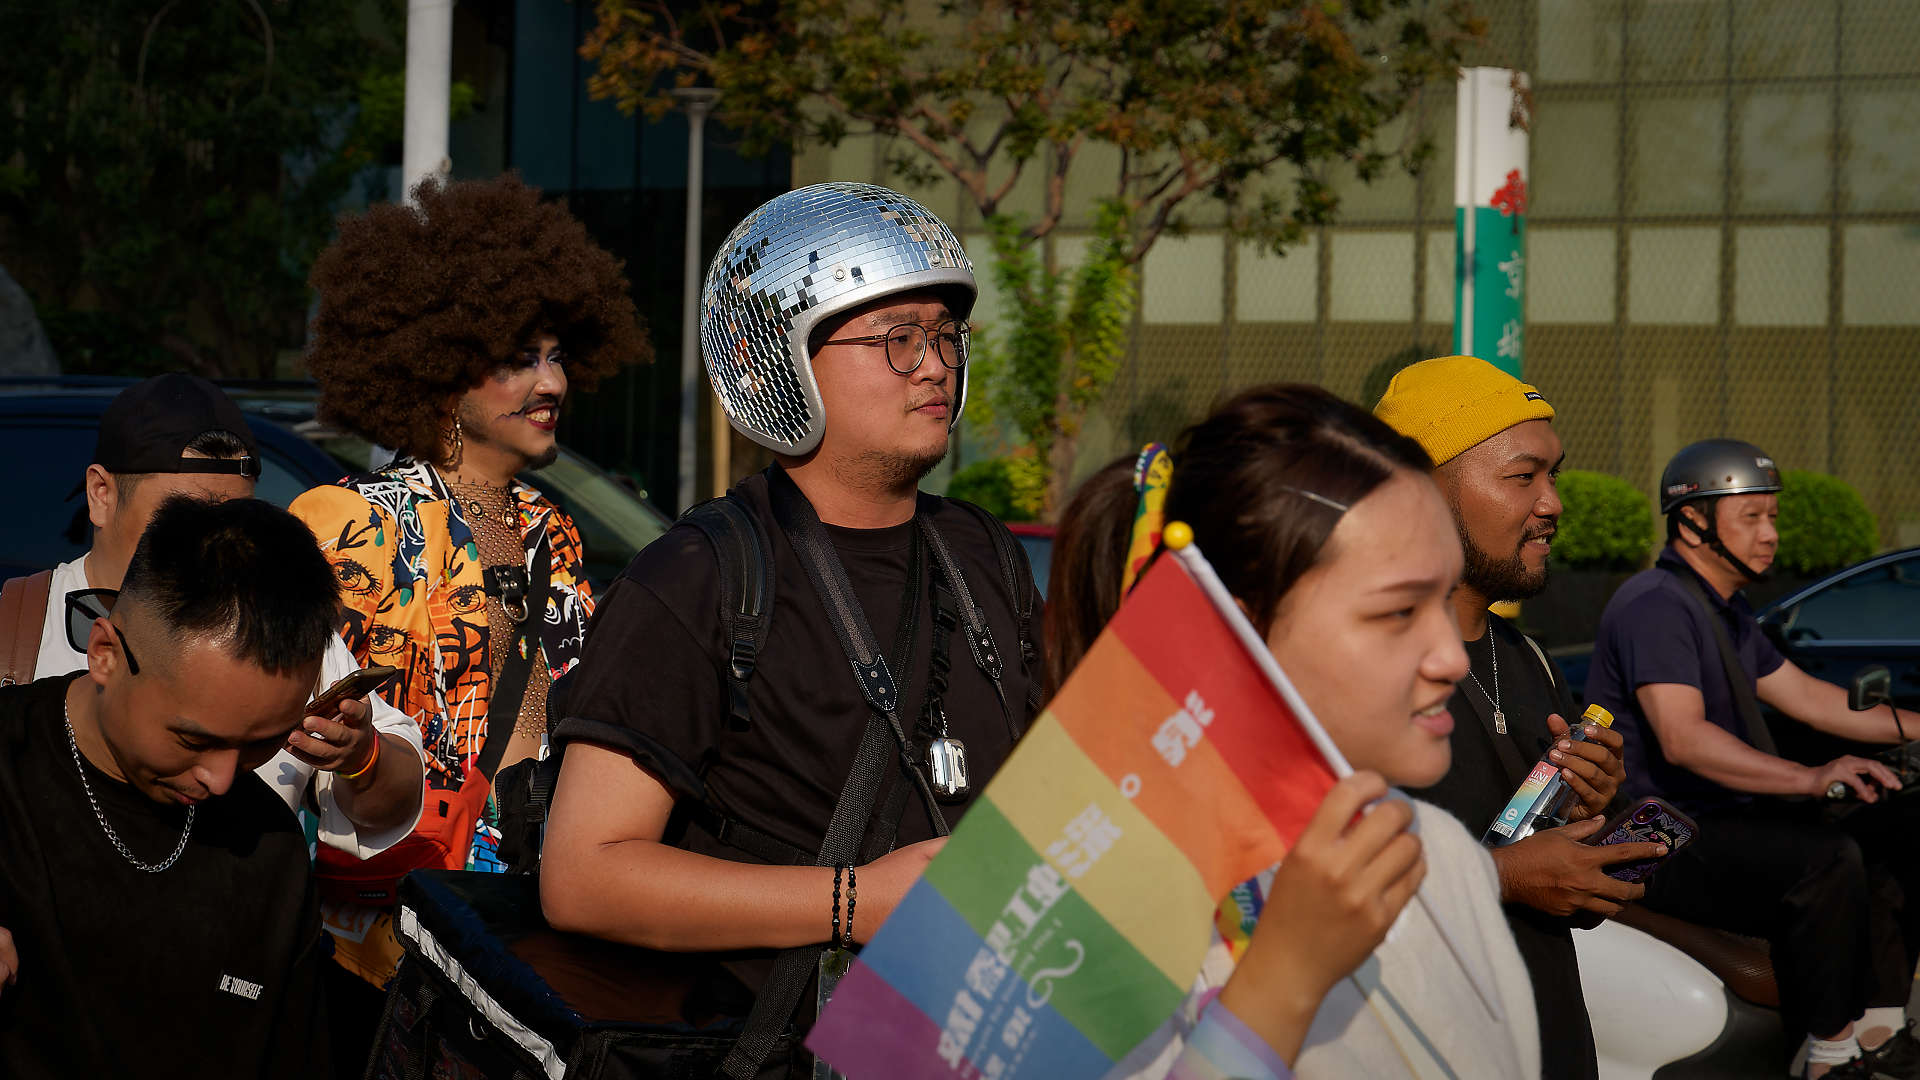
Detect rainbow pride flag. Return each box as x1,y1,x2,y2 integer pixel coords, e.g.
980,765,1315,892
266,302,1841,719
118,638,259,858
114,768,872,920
807,545,1347,1079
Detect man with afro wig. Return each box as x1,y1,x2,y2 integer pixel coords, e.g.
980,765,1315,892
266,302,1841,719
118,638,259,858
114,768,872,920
289,174,648,1073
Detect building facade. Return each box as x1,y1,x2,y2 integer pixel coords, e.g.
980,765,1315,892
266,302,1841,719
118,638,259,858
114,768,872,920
799,0,1919,546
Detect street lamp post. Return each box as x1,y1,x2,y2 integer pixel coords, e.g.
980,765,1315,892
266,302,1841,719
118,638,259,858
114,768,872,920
401,0,455,203
675,87,723,511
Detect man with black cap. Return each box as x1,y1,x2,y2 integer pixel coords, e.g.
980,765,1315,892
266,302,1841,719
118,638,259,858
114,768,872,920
0,374,424,853
1586,440,1920,1078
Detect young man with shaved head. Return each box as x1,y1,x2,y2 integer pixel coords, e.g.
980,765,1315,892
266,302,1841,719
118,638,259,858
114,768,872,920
0,497,339,1078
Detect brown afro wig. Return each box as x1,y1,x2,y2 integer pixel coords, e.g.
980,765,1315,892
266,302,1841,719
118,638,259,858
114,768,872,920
305,174,650,464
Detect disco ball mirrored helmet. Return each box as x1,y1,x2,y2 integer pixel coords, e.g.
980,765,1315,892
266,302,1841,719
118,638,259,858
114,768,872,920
699,182,977,455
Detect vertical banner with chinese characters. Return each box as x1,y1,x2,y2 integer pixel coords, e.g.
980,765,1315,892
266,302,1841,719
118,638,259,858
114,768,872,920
806,545,1342,1080
1454,67,1531,377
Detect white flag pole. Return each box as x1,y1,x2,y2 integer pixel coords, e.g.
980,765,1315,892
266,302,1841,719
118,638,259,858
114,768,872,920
1166,533,1504,1024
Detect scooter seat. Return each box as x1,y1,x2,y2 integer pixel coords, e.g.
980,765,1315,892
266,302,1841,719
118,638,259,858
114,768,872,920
1616,904,1779,1008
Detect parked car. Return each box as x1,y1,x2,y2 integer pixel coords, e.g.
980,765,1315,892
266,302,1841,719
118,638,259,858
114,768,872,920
1754,546,1920,762
0,378,671,591
1006,522,1054,598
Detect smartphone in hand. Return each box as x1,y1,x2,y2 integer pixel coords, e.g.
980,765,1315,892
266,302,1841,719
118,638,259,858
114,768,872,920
306,664,399,718
1585,796,1698,884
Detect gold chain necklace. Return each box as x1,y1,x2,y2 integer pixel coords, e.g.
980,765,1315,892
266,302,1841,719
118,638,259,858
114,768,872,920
446,476,519,531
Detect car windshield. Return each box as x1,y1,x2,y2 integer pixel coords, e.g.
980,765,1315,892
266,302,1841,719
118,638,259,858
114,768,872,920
297,424,669,591
1777,555,1920,643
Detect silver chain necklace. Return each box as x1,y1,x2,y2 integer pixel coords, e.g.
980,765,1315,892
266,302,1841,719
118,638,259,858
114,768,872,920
1467,631,1507,735
63,700,195,873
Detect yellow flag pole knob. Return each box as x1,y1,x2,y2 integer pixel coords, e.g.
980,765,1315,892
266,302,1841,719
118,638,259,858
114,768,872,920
1162,521,1193,550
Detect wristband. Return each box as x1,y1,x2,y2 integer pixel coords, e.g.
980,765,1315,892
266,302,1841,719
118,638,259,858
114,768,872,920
339,732,382,781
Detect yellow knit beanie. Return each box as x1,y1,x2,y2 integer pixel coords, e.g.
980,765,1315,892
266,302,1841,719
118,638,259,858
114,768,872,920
1372,355,1555,467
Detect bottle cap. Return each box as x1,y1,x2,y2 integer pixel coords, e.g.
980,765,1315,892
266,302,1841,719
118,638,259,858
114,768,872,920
1581,703,1615,729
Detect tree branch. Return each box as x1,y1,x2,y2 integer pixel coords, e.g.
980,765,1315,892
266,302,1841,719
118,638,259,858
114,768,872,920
977,117,1012,165
855,94,985,206
1128,157,1209,264
984,156,1030,217
913,103,961,146
1023,132,1082,242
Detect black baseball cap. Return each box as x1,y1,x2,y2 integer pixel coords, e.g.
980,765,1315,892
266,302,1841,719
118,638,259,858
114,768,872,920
89,374,261,480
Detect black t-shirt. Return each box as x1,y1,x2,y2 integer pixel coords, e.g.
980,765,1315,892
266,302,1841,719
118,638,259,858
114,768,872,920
0,674,328,1079
553,470,1042,993
1415,618,1571,833
1409,614,1599,1080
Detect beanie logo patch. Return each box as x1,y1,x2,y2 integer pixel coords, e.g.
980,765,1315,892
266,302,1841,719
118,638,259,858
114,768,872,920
1523,391,1544,402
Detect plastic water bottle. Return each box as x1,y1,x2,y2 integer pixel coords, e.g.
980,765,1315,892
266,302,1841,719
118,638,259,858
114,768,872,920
1483,704,1616,847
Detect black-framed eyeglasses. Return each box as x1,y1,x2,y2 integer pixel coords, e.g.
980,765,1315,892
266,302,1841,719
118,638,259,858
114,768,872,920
65,589,139,676
819,320,970,376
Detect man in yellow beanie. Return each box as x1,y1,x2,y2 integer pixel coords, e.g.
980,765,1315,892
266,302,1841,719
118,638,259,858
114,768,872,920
1376,355,1637,1080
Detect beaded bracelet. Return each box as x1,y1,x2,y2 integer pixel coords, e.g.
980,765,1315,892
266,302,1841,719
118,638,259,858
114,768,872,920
831,864,844,945
843,864,858,947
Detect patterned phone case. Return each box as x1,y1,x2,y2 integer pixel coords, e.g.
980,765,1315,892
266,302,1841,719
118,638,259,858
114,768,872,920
1592,796,1698,884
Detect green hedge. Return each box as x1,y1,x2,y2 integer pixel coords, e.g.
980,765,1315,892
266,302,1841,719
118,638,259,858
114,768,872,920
1776,469,1878,575
1553,470,1654,570
947,455,1046,522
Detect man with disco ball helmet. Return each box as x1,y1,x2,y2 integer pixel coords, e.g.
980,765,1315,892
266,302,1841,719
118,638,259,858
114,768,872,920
540,183,1045,1076
1585,439,1920,1077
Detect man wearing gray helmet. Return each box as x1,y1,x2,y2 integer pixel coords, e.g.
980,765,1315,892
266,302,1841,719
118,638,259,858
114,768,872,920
1586,440,1920,1079
541,184,1045,1077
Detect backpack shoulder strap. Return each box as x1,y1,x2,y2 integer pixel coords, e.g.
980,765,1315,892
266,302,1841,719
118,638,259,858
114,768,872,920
682,493,776,734
512,497,786,872
945,498,1045,709
0,571,53,687
1666,568,1780,756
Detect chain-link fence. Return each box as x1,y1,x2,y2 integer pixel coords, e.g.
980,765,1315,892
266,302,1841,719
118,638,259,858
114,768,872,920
816,0,1920,547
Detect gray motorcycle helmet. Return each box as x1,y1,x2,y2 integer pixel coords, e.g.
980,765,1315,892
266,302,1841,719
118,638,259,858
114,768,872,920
1659,439,1783,514
698,182,977,456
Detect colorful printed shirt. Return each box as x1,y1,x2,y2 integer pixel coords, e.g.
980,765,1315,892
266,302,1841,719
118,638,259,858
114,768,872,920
290,456,594,984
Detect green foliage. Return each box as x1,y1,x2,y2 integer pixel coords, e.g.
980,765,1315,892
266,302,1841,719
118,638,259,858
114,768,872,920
582,0,1482,512
351,71,480,163
947,455,1047,521
970,204,1136,482
0,2,415,377
35,308,177,377
1776,469,1878,575
586,0,1479,256
1553,470,1654,570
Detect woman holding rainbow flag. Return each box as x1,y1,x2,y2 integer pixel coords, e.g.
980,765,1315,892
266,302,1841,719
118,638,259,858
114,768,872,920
1048,384,1540,1079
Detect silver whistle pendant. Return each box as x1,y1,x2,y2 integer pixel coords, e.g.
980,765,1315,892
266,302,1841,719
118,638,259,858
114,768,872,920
927,736,969,801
